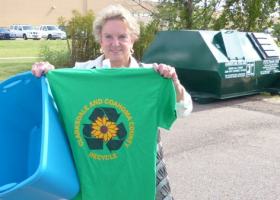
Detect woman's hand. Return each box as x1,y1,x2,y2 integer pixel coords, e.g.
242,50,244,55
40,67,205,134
154,63,185,102
31,61,55,77
153,63,178,82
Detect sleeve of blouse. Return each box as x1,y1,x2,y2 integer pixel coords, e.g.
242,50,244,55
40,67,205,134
175,89,193,118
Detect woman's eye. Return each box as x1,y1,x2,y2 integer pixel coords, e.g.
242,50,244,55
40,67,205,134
104,35,112,39
119,35,128,40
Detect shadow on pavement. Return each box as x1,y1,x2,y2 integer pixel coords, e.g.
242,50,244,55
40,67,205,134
192,93,280,117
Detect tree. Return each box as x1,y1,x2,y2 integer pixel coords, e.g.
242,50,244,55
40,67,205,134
155,0,223,30
192,0,224,29
213,0,279,32
151,0,278,32
273,22,280,43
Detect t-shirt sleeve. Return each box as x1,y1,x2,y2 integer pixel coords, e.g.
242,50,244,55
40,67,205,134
157,79,177,130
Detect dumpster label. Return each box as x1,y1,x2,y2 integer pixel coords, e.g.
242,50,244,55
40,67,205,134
224,61,255,79
260,59,280,75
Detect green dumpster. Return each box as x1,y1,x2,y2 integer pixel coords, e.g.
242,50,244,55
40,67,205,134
142,30,280,102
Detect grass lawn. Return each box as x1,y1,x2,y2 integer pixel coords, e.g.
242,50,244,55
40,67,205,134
0,39,68,81
0,60,37,80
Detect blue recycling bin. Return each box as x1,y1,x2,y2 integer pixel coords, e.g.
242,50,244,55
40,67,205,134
0,72,79,200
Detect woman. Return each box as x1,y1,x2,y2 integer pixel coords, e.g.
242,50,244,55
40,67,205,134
32,4,192,200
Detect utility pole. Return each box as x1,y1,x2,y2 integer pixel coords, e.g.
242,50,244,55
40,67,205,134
83,0,88,14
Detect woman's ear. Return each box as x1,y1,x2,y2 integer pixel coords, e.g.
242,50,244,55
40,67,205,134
130,33,138,44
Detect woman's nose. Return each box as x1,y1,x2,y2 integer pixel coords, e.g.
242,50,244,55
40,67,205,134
111,37,120,46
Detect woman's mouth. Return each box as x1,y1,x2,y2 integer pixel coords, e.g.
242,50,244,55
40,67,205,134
110,49,122,54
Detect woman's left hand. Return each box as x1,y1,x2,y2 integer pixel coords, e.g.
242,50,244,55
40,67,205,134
153,63,179,83
154,63,185,102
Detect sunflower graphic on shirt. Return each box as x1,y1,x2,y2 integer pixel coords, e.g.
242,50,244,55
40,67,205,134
91,116,119,142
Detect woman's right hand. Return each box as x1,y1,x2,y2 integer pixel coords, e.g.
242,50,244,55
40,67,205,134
31,61,55,77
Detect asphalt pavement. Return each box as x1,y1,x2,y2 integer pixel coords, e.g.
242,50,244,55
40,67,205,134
161,94,280,200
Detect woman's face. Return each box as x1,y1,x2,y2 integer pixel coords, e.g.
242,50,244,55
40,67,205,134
100,19,135,67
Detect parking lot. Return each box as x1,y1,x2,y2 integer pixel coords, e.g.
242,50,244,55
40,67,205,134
0,24,66,40
161,94,280,200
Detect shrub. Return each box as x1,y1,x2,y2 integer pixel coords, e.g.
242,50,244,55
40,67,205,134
39,45,71,68
66,10,100,65
134,20,160,61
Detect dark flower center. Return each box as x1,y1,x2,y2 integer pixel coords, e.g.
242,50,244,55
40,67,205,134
100,125,108,133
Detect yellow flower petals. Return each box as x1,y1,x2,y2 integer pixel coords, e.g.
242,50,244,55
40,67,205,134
91,116,119,142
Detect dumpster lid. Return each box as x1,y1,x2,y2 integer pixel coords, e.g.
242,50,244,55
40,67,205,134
247,32,280,59
213,30,245,60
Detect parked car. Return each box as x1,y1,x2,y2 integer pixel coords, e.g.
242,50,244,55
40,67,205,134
58,25,66,32
58,25,71,39
39,25,67,40
10,24,41,40
0,27,16,40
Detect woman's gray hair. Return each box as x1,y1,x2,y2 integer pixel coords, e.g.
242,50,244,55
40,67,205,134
93,4,140,42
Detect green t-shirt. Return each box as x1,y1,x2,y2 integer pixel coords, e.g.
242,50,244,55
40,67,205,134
46,68,177,200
